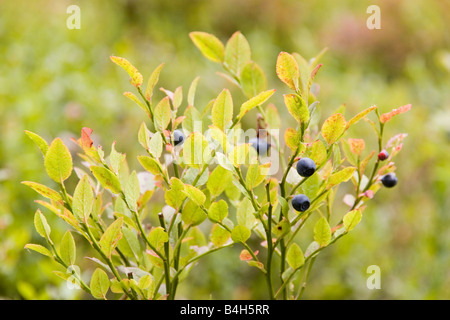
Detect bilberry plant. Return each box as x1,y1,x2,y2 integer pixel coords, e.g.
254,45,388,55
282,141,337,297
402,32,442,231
23,31,411,300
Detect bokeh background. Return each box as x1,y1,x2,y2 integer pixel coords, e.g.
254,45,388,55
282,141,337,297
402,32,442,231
0,0,449,299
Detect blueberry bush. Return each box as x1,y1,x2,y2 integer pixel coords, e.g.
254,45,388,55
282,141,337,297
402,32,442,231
23,31,411,300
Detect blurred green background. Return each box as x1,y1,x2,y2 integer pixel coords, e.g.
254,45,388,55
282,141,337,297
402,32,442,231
0,0,449,299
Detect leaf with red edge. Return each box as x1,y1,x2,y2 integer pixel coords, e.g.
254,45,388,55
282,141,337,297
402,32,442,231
348,138,365,156
380,104,412,123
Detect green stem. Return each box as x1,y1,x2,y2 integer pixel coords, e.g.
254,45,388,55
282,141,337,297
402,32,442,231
158,213,172,299
265,184,275,300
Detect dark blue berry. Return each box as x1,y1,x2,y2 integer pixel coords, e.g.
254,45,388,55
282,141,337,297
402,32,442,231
381,173,397,188
292,194,310,212
173,130,185,146
296,157,316,177
249,137,271,156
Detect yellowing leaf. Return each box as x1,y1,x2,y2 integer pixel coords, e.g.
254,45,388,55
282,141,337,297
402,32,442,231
90,166,122,194
227,143,250,167
238,89,276,119
276,52,300,91
212,89,233,131
21,181,62,202
224,31,251,76
210,224,231,247
24,244,53,258
34,210,52,243
284,128,301,151
181,200,207,226
321,113,346,145
183,184,206,206
138,155,164,176
346,105,377,129
283,93,309,124
44,138,73,183
110,55,143,87
189,31,225,63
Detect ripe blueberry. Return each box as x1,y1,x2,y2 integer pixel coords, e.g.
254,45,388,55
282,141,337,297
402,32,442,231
296,157,316,177
173,130,185,146
378,150,389,161
249,137,271,156
381,173,398,188
292,194,310,212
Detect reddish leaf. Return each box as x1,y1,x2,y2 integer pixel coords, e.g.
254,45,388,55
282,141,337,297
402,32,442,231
380,104,412,123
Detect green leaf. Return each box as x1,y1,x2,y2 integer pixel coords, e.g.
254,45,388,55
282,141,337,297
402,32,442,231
283,93,309,125
165,177,187,210
287,243,305,269
346,105,377,129
125,171,140,212
224,31,251,76
240,61,267,98
138,122,151,150
60,231,76,266
183,184,206,206
181,200,207,226
99,218,124,258
172,86,183,109
265,104,280,129
109,142,126,175
187,76,200,106
343,209,362,232
321,113,347,145
183,132,211,167
189,31,225,63
90,268,110,300
34,210,52,243
21,181,62,202
276,52,300,91
145,63,165,101
237,198,256,229
211,89,233,131
44,138,73,183
24,243,53,258
231,225,251,243
124,91,150,116
314,217,331,247
148,133,163,159
227,143,250,167
154,96,172,132
182,105,202,134
24,130,48,156
210,224,231,247
245,164,265,189
148,226,169,251
138,156,164,176
327,167,357,189
110,55,143,88
238,89,276,119
208,200,228,223
207,165,232,198
90,166,122,194
72,175,94,222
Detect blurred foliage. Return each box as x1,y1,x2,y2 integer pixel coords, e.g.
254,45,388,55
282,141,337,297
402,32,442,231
0,0,449,299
